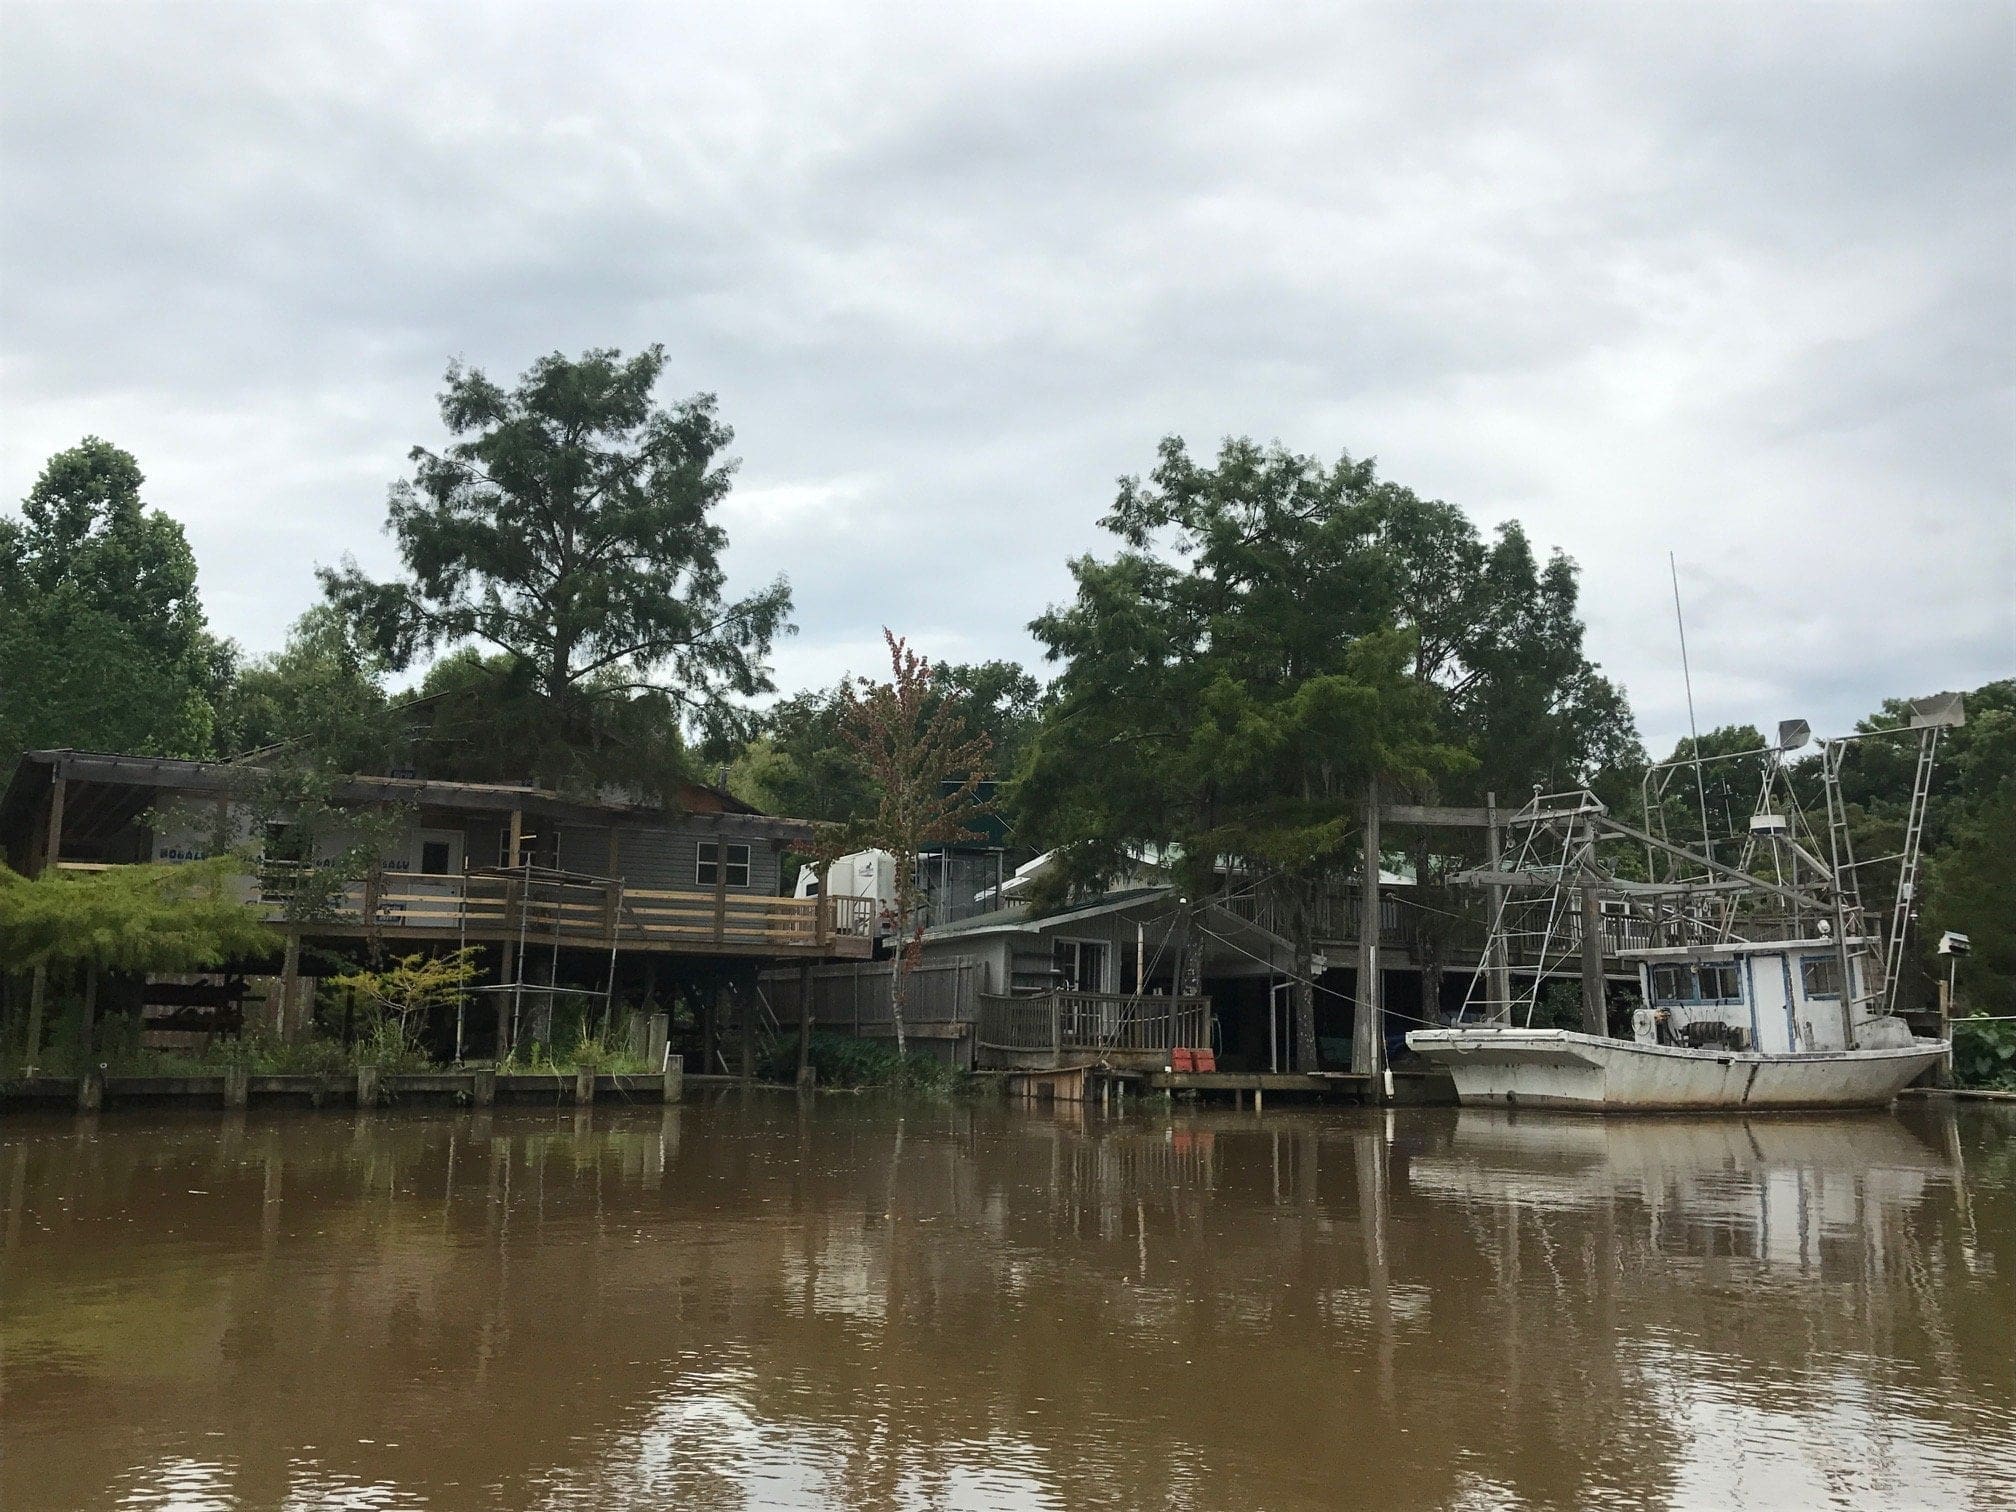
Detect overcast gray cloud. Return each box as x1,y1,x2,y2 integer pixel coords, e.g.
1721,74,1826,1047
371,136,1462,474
3,1,2010,751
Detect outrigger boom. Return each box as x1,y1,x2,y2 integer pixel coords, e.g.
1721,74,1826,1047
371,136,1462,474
1408,695,1962,1111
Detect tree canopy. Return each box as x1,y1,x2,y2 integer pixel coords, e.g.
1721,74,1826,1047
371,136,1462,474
0,438,230,759
724,658,1040,824
822,632,995,1055
0,857,276,974
321,346,793,792
1016,435,1631,899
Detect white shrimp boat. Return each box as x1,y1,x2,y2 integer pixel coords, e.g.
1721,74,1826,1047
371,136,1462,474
1408,696,1962,1113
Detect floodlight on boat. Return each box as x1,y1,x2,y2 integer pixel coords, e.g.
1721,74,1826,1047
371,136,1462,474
1775,719,1810,751
1909,692,1966,729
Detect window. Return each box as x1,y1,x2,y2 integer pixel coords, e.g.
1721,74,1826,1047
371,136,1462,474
1649,962,1741,1005
1800,955,1842,1000
420,840,452,876
1053,938,1109,993
1649,964,1690,1005
697,841,751,888
1697,961,1742,1004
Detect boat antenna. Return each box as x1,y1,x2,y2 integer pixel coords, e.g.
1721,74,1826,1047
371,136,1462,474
1670,551,1714,865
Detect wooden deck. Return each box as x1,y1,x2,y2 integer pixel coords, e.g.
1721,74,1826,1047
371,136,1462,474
58,861,877,960
1146,1070,1367,1095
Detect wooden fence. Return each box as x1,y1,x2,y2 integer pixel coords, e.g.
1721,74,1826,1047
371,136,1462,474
759,957,986,1030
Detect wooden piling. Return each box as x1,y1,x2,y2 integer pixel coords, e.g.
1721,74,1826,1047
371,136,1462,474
575,1067,595,1105
223,1065,249,1109
77,1069,103,1113
356,1066,379,1108
471,1067,496,1107
662,1056,684,1105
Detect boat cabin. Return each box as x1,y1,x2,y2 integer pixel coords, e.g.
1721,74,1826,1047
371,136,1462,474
1623,939,1867,1054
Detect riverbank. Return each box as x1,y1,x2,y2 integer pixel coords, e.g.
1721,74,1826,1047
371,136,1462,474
0,1063,711,1112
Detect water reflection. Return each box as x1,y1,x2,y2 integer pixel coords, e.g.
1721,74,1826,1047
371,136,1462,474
2,1096,2011,1510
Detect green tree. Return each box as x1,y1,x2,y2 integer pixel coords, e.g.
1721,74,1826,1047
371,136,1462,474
0,439,229,759
400,648,690,797
726,659,1039,824
328,947,480,1067
1370,490,1640,802
321,346,792,793
1,857,276,1072
214,605,400,768
1021,437,1469,1068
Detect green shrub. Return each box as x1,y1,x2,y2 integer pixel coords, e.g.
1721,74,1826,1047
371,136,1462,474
761,1031,962,1094
1953,1013,2016,1091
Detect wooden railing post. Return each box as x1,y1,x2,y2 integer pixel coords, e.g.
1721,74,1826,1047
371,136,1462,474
713,862,729,945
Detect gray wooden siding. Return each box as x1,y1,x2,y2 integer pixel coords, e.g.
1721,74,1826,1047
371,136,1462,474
559,822,782,895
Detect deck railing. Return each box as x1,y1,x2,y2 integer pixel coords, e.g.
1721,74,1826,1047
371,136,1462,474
976,990,1211,1065
65,860,872,956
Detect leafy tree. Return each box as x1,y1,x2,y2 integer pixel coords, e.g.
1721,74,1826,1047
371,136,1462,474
1022,436,1469,1067
1932,791,2015,1024
1370,489,1640,803
725,659,1041,825
0,857,276,1071
0,439,230,759
214,605,400,768
400,648,690,796
825,631,994,1056
321,346,792,793
327,947,480,1066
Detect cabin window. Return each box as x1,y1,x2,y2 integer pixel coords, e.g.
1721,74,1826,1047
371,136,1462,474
1649,962,1741,1005
1800,955,1842,1000
697,841,751,888
419,840,452,876
1053,938,1109,993
1697,961,1742,1004
1649,964,1691,1005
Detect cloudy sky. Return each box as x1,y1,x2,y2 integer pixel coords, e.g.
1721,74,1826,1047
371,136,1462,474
3,2,2010,751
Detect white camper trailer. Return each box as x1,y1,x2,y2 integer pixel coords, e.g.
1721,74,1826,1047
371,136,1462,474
796,849,899,941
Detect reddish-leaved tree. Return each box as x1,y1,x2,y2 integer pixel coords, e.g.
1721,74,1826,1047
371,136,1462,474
831,630,994,1058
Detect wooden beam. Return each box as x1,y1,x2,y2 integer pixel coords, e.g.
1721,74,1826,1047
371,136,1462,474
40,773,66,875
1377,803,1492,829
1580,868,1606,1036
1486,792,1511,1025
1353,778,1385,1087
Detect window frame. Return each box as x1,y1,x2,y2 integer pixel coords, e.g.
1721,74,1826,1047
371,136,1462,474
1052,936,1111,994
696,840,752,889
1696,961,1743,1005
1648,961,1743,1006
1799,954,1842,1001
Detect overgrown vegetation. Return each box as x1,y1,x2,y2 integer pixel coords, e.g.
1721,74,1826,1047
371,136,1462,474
1952,1015,2016,1092
760,1031,964,1095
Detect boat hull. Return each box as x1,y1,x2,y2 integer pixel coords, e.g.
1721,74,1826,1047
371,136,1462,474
1404,1029,1946,1112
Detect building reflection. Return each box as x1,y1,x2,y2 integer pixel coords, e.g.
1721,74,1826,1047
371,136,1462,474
2,1095,2010,1511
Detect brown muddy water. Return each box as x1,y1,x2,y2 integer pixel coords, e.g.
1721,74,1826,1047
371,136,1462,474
3,1097,2012,1512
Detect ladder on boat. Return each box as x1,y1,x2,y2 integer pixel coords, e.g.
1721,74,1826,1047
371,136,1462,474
1881,726,1943,1017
